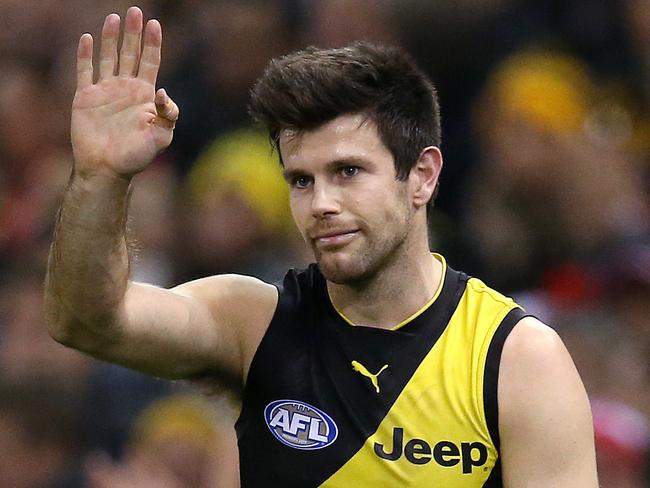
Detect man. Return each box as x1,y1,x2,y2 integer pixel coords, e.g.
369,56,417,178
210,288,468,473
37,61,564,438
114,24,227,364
45,6,598,487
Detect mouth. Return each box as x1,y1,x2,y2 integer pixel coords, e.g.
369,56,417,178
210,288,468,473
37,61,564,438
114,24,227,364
312,229,360,248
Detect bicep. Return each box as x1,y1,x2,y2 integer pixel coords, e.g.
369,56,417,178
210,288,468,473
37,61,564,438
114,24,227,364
498,317,598,487
86,275,277,381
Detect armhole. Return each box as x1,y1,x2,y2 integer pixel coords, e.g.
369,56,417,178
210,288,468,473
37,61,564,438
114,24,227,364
483,307,529,452
239,265,310,398
235,278,291,438
241,279,288,389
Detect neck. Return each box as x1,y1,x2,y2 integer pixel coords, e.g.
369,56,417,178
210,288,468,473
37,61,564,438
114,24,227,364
327,236,443,330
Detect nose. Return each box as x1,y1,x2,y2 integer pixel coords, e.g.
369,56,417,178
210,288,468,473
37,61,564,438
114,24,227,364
311,180,340,218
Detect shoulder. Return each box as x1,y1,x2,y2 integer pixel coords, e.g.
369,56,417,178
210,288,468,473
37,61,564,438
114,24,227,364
458,277,522,340
502,316,565,362
278,263,320,290
500,316,574,385
497,316,598,485
172,273,280,376
272,263,322,310
499,316,581,409
172,273,279,319
465,276,518,310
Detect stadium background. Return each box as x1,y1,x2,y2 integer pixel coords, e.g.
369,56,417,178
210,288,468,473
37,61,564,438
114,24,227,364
0,0,648,486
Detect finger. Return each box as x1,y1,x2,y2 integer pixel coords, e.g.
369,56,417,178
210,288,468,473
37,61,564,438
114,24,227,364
76,33,94,89
99,13,120,80
154,88,179,128
118,6,143,77
137,19,161,85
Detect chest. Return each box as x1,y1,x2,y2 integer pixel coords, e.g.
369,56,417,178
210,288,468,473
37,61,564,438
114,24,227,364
236,299,498,487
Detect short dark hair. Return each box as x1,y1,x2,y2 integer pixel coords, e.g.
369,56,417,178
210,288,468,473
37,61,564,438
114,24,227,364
248,42,441,184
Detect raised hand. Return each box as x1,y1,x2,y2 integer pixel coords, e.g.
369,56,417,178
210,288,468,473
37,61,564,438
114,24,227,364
71,7,178,178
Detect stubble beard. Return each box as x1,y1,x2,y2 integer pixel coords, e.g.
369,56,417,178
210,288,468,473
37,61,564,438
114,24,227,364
315,211,412,286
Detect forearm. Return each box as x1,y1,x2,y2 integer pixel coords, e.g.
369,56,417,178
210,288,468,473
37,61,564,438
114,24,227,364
45,168,133,347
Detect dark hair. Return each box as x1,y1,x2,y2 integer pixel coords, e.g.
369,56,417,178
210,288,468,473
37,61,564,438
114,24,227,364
248,42,441,184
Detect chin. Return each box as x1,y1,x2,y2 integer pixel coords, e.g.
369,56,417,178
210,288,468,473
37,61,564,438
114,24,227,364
319,267,357,285
316,253,374,285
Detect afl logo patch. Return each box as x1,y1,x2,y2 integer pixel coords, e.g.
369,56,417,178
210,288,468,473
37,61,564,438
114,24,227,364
264,399,338,450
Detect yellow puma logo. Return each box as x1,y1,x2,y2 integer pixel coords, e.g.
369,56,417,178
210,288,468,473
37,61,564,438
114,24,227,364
351,360,389,393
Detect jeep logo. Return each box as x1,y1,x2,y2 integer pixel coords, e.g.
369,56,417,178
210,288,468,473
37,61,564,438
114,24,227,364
374,427,489,473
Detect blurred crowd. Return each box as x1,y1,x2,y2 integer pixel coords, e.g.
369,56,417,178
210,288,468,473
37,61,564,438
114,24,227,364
0,0,648,486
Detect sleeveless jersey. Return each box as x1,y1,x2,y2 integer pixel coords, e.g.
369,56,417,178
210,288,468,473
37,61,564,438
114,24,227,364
235,255,529,487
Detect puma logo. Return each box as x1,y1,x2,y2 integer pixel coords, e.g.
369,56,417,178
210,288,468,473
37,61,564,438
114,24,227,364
351,360,389,393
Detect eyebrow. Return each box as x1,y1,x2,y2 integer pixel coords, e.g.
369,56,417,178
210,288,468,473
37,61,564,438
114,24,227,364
282,168,303,182
282,156,370,182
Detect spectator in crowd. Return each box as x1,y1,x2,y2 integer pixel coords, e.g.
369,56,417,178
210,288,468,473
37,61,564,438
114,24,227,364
86,393,238,488
306,0,401,48
0,383,87,488
461,49,649,292
128,161,180,286
165,0,299,170
0,266,92,390
0,62,72,272
591,398,650,488
178,128,309,283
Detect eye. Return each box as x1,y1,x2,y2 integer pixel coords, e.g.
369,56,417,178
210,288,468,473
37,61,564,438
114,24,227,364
291,175,313,189
340,166,360,178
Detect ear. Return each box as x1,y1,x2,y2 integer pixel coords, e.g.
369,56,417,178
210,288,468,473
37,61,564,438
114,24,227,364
410,146,443,208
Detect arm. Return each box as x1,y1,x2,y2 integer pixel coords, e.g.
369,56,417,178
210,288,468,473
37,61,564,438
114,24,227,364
45,7,277,381
498,317,599,487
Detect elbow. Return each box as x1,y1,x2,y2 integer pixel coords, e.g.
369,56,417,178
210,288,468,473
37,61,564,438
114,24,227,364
47,315,120,356
44,296,74,345
45,307,87,350
43,275,81,347
44,299,120,354
43,274,126,354
46,316,78,348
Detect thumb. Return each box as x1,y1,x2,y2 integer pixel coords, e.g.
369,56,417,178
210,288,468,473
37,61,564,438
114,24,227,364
154,88,179,129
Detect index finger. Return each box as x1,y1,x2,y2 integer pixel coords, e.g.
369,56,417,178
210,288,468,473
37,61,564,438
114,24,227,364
137,19,162,85
76,33,94,89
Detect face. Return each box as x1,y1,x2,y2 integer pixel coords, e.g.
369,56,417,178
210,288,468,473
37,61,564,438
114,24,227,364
280,114,417,285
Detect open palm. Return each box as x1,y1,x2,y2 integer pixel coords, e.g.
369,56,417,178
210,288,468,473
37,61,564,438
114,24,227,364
71,7,178,177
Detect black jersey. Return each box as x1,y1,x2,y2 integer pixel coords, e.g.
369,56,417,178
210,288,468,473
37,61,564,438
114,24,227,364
235,256,527,487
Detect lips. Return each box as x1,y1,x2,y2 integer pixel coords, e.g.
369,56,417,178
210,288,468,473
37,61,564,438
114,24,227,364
311,229,360,248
